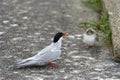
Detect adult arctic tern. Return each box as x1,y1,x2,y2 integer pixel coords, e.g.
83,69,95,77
13,32,68,68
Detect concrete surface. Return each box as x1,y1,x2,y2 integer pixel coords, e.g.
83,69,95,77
0,0,120,80
102,0,120,61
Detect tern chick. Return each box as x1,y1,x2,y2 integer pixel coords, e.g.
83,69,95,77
82,28,99,48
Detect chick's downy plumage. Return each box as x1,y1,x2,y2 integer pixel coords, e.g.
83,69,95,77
82,28,99,48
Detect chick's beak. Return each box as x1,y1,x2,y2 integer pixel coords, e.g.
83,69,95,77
63,32,68,38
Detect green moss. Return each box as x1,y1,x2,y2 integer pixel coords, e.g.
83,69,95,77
81,0,102,13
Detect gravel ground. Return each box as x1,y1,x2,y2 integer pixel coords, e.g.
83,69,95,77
0,0,120,80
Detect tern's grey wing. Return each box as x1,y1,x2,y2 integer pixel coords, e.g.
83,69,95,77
35,44,52,56
35,49,61,62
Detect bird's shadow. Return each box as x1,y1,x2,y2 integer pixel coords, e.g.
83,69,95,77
8,65,53,71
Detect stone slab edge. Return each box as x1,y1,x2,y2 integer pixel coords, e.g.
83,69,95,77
102,0,120,60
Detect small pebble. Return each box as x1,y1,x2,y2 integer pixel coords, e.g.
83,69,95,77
3,20,9,24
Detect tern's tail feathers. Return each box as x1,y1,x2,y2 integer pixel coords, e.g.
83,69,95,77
13,58,38,68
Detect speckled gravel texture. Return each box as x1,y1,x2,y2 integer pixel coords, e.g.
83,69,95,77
0,0,120,80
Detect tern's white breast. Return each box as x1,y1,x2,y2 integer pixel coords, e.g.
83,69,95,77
83,34,96,45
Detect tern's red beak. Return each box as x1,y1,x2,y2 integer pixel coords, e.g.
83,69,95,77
62,32,68,38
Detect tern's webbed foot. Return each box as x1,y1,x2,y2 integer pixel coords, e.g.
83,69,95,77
48,62,56,67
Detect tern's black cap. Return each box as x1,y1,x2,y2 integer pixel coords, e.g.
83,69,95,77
53,32,63,43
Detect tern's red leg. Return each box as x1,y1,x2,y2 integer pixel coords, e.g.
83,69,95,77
84,45,90,48
85,44,96,49
48,62,56,67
